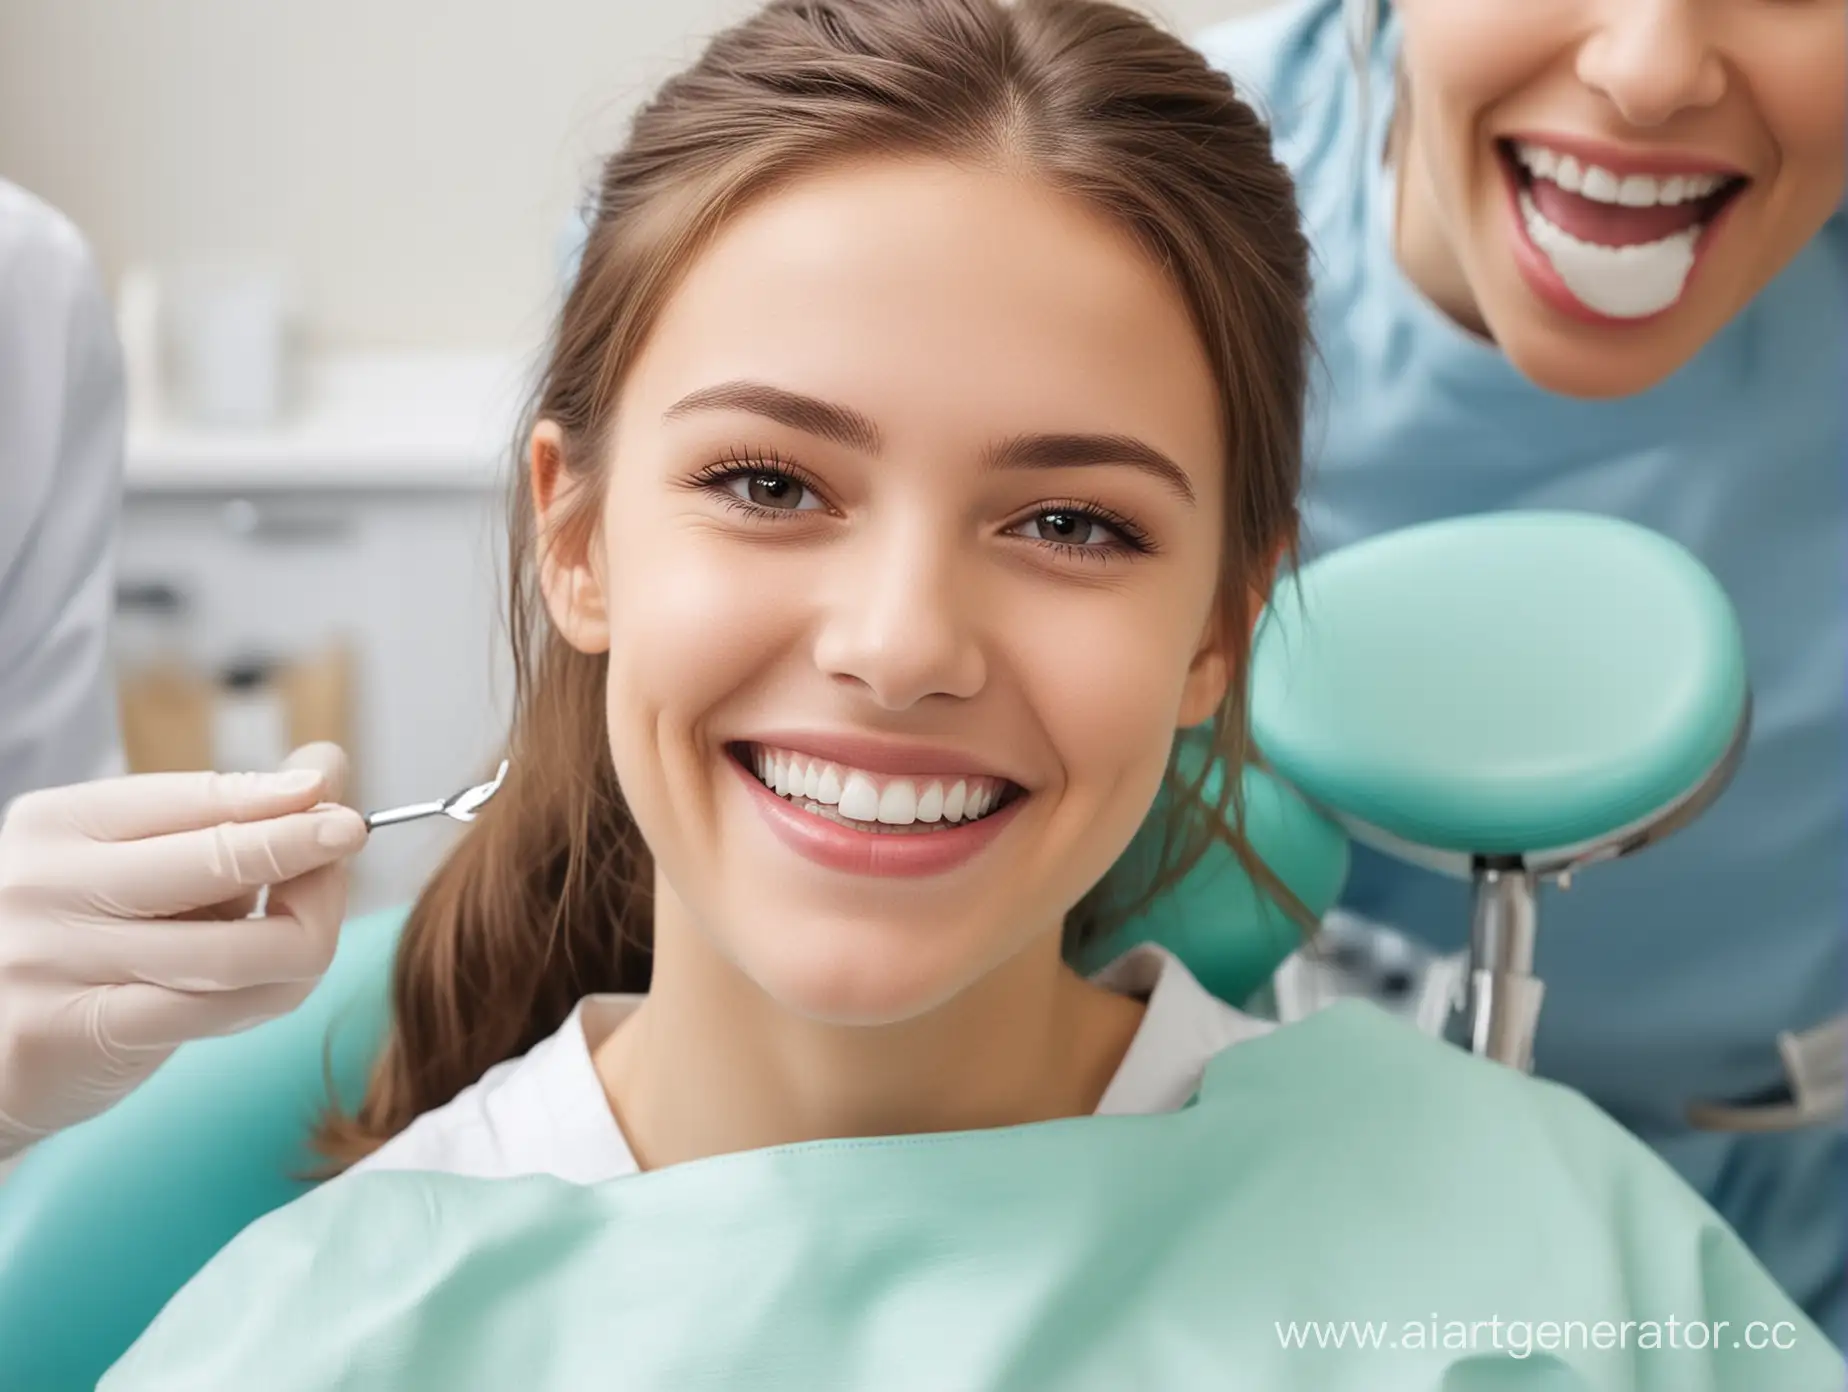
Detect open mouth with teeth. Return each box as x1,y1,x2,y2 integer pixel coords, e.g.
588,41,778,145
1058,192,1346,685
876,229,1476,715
1498,138,1748,321
730,742,1026,836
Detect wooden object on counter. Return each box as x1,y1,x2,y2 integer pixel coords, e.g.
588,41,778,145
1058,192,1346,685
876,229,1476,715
118,645,357,778
278,645,356,759
117,663,214,773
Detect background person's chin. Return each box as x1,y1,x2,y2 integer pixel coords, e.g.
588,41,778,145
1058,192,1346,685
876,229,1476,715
1492,298,1710,401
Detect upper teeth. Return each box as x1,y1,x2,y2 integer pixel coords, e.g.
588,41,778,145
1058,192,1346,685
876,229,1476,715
1512,141,1730,207
749,745,1009,826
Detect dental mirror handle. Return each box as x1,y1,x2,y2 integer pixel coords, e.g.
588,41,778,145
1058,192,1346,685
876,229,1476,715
363,801,448,830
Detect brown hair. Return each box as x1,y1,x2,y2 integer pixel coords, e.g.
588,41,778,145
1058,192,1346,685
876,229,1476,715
318,0,1310,1167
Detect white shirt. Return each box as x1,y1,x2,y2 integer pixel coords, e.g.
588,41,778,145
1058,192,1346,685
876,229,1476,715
0,180,125,815
350,945,1271,1184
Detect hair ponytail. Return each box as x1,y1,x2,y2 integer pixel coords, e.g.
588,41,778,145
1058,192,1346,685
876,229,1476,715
314,473,656,1168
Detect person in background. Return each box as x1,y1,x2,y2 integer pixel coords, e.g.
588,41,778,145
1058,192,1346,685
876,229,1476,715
1196,0,1846,1341
0,181,372,1170
0,178,125,808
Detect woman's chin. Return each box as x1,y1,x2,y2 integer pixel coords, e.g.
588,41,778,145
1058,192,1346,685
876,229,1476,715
1496,316,1707,400
733,917,994,1028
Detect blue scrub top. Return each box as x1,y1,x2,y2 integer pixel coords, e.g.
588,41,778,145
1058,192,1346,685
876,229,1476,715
1197,0,1846,1341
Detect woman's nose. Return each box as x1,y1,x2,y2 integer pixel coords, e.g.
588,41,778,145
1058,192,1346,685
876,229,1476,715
1577,0,1727,128
811,524,987,711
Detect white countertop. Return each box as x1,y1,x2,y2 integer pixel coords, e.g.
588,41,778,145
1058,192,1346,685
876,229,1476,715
125,352,533,492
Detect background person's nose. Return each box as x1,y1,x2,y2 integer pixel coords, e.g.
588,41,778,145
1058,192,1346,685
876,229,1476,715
1576,0,1727,128
812,527,987,712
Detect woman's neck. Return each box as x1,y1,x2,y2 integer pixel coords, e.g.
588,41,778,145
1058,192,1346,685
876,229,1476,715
591,884,1146,1171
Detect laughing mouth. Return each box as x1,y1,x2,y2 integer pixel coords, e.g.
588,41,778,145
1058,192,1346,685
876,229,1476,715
1502,138,1747,319
732,742,1024,835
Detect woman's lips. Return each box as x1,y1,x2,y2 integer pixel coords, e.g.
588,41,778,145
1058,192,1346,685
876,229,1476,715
729,752,1024,879
1496,143,1744,326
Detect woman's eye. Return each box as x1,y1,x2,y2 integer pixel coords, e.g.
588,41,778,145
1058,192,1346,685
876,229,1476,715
726,471,821,511
1020,510,1117,548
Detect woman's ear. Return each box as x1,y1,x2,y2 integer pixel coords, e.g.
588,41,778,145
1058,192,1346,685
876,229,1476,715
1176,636,1231,730
531,420,612,655
1245,537,1287,637
1175,539,1287,729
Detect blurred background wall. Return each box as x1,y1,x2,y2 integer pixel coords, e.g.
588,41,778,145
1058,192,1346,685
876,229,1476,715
0,0,1275,354
0,0,1277,908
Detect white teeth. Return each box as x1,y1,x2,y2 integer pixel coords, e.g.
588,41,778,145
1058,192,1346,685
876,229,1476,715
842,772,883,824
1512,141,1732,208
876,780,917,825
1519,189,1698,320
942,780,967,822
837,771,881,823
915,781,944,823
747,745,1014,829
1616,175,1656,208
1581,165,1619,202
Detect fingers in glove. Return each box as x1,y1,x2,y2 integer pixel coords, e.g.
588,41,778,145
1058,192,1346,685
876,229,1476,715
23,909,344,992
193,744,356,922
86,976,318,1055
54,805,367,920
280,743,352,806
4,767,339,845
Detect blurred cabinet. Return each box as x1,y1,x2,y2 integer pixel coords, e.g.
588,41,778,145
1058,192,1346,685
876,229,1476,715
113,353,528,905
115,486,511,913
115,352,525,913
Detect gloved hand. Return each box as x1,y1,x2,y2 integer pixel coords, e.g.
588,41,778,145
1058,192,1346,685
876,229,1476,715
0,743,368,1159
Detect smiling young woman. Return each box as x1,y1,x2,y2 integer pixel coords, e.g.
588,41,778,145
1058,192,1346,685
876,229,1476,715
316,0,1308,1178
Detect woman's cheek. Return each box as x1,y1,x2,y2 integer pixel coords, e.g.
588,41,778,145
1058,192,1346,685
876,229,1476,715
1008,581,1202,781
621,537,785,700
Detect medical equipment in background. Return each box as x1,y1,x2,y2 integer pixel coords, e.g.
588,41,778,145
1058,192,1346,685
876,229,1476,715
0,511,1757,1390
1269,908,1464,1039
1249,512,1750,1071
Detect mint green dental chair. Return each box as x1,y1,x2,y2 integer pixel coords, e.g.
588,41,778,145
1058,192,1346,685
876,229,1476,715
1247,511,1748,1069
0,511,1748,1390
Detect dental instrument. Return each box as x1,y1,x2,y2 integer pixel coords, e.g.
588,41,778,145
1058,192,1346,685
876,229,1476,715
363,761,510,831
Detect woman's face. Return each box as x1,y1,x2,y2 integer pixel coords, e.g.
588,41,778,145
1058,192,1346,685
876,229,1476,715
1393,0,1845,397
539,160,1234,1026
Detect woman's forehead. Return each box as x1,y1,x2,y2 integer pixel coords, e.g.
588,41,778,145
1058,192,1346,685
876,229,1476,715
618,159,1225,471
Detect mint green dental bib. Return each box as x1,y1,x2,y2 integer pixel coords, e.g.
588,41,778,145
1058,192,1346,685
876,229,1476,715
104,1004,1836,1392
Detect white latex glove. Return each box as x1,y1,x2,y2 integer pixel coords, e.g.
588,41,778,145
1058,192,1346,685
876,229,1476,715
0,743,368,1158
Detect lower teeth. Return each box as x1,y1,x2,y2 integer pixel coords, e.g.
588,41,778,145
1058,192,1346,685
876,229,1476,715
1519,189,1699,320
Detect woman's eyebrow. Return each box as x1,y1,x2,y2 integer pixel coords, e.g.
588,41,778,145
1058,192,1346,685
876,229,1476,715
985,433,1197,507
663,380,884,455
663,381,1195,507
